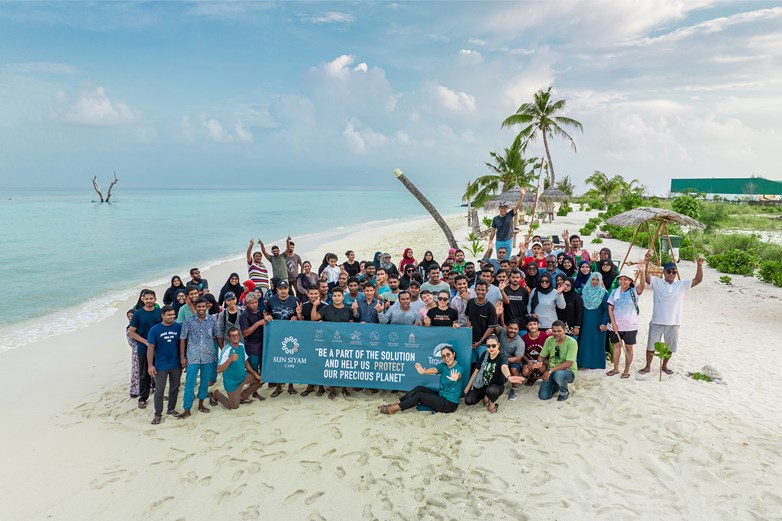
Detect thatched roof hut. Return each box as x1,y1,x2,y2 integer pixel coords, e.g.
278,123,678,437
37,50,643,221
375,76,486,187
605,207,705,229
483,187,568,211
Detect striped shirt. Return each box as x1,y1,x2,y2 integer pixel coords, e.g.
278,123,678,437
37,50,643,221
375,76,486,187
247,260,270,291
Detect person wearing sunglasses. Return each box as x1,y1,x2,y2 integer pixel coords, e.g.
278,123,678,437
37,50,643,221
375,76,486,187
639,255,704,376
534,320,578,401
464,335,524,413
424,290,460,327
379,344,465,415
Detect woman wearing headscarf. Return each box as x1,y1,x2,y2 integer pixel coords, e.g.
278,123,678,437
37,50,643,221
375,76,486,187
203,293,220,315
418,250,437,279
218,273,244,306
556,279,584,338
379,252,399,276
560,255,576,278
573,260,593,294
524,263,541,291
556,252,566,273
372,251,383,270
528,273,566,331
163,275,184,305
399,248,416,273
172,288,187,315
599,259,619,292
591,247,613,272
239,280,257,306
577,273,609,369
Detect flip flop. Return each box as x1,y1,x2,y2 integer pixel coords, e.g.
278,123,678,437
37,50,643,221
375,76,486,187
328,391,337,400
240,399,253,405
137,401,147,409
252,392,265,401
663,368,674,375
342,389,351,398
638,368,651,374
488,403,499,414
621,373,630,379
287,387,298,395
177,410,191,420
606,370,620,377
208,393,218,406
316,387,326,397
151,416,161,425
271,388,283,398
198,405,211,413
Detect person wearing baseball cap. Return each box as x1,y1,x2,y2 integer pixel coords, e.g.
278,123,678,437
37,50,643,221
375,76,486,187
489,188,527,257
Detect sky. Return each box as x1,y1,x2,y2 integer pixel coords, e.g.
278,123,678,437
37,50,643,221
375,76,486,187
0,1,780,195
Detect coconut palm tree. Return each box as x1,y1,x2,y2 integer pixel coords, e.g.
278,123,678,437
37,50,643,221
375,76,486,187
584,170,628,203
462,136,540,208
501,86,583,186
555,175,576,198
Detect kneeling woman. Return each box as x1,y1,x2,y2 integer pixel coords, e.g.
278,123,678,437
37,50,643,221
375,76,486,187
464,335,524,414
379,344,464,414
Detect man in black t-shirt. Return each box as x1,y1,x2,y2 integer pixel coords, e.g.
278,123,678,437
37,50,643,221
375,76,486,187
500,269,529,329
297,287,327,321
311,287,353,399
262,280,298,397
466,281,499,370
239,292,267,400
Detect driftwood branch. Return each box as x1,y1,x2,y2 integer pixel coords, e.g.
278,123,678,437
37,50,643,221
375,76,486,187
106,171,120,203
91,176,105,203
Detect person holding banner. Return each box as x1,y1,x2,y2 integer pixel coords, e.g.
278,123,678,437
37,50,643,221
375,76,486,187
378,344,464,415
311,287,354,399
463,335,523,413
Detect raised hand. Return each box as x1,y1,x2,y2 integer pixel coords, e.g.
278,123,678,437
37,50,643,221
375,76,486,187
446,369,461,382
352,300,359,311
231,353,239,362
495,301,504,315
697,256,705,267
295,301,302,313
499,280,508,292
423,315,431,326
415,363,424,374
375,301,384,313
249,238,254,246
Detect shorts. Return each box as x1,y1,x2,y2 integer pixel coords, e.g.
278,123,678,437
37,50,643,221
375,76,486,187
609,330,638,345
646,323,679,353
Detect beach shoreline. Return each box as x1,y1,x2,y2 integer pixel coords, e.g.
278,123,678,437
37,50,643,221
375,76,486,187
2,210,781,521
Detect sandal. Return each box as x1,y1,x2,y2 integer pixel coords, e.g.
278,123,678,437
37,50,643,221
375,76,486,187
198,405,211,413
138,401,147,409
621,373,630,379
252,392,265,401
328,391,336,400
208,393,218,407
271,388,283,398
177,410,191,420
663,368,674,375
151,415,161,425
287,386,298,395
638,368,651,374
606,370,620,377
488,403,499,414
341,388,351,398
240,399,253,405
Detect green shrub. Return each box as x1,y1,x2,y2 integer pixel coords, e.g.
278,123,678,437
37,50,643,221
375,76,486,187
707,234,761,256
758,243,782,263
591,237,603,244
719,275,732,285
758,260,782,287
706,249,759,276
672,194,701,220
588,198,606,211
579,225,595,236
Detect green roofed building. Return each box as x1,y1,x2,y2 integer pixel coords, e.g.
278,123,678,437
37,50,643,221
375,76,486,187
671,177,782,198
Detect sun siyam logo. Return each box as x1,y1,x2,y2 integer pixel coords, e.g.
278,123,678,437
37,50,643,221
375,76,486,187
281,335,299,355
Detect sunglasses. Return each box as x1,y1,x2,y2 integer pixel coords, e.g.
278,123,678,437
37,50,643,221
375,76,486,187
487,343,499,349
666,269,677,274
555,346,560,358
540,280,550,284
437,296,449,301
441,352,453,359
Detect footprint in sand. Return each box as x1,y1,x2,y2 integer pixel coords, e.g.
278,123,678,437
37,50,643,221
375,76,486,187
335,467,346,479
413,488,425,502
232,470,244,482
307,511,327,521
248,462,261,474
357,453,369,465
232,484,247,497
283,489,306,505
89,476,119,490
260,482,274,493
470,447,484,458
273,428,282,436
180,471,198,484
202,429,218,443
240,505,261,520
300,442,318,451
321,448,336,457
304,491,325,505
148,496,174,512
331,426,343,440
362,504,375,521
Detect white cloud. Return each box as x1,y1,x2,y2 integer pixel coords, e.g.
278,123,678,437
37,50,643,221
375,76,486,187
343,118,386,154
322,54,357,78
468,38,488,46
235,122,253,143
434,85,476,112
306,11,355,24
354,62,368,73
201,115,233,142
8,62,76,75
458,49,484,64
65,87,139,126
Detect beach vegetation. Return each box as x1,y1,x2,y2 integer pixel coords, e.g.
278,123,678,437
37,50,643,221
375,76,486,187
463,136,540,208
719,275,732,285
672,194,701,220
591,237,603,244
706,249,759,276
758,261,782,287
690,372,713,382
482,216,493,229
462,233,485,258
501,86,583,186
555,176,576,198
653,342,672,381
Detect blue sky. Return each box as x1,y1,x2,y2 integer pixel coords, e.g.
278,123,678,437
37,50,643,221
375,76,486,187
0,1,780,195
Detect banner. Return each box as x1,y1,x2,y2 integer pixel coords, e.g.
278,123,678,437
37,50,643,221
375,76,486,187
261,321,472,391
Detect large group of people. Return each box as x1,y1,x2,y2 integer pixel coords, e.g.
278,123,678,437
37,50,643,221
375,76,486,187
126,207,704,424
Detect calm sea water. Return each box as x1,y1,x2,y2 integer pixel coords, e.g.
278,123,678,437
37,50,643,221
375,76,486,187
0,188,462,351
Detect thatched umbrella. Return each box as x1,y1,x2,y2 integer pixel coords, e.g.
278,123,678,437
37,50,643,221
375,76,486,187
606,207,705,277
483,187,536,211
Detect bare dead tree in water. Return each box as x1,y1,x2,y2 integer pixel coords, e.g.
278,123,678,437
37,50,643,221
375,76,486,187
91,172,120,203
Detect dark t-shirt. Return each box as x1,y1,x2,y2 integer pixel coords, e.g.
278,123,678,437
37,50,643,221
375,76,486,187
466,299,498,343
427,307,458,327
130,307,162,356
503,284,529,326
343,261,360,277
239,308,264,355
320,305,353,323
522,331,550,361
477,351,509,387
265,295,298,321
491,209,515,241
301,301,327,321
188,278,209,292
147,322,182,371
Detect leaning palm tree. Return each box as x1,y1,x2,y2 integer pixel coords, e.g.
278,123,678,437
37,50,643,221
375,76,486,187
585,170,627,203
501,86,583,186
462,136,540,208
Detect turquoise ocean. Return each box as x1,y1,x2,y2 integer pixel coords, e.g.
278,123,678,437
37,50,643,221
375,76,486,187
0,188,462,352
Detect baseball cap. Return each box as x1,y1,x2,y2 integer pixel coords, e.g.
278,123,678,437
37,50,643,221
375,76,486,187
277,280,290,288
663,262,677,271
224,292,237,301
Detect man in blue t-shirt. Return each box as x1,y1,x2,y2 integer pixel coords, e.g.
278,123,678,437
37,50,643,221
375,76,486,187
147,305,182,424
129,289,162,409
210,327,262,410
489,187,526,254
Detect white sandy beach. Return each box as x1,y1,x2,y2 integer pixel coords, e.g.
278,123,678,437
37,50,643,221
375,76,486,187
2,211,781,521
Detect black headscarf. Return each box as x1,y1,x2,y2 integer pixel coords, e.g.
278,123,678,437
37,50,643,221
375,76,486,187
418,250,437,278
172,288,187,315
600,259,618,290
525,263,540,291
163,275,184,305
530,273,554,312
561,255,576,278
203,293,220,315
219,272,244,305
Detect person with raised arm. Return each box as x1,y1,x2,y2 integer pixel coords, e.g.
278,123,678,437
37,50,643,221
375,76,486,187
246,238,270,292
489,188,526,255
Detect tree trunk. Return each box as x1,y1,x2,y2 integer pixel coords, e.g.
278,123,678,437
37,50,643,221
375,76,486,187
91,176,105,203
542,130,555,186
394,168,457,249
526,161,546,238
470,207,480,235
105,172,120,203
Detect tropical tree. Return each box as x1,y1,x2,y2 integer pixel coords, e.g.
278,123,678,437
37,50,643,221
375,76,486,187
462,136,540,208
501,86,583,186
555,175,576,198
584,170,628,203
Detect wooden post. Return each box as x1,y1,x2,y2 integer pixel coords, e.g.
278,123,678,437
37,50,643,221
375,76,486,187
619,223,643,271
662,222,681,280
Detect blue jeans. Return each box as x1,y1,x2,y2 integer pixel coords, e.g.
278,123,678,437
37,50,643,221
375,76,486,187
471,344,487,364
495,239,513,255
538,369,575,400
183,362,216,411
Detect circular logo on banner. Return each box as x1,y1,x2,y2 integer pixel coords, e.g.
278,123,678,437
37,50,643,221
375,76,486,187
281,335,299,355
369,331,380,342
388,332,398,342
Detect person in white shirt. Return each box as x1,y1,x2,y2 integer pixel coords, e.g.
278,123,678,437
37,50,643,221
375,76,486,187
639,256,704,375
